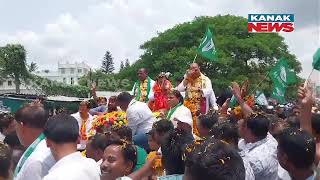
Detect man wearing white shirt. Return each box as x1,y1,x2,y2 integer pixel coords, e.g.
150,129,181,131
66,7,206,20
131,68,155,103
43,114,100,180
14,104,55,180
238,114,279,180
71,101,94,150
176,63,214,115
117,92,155,150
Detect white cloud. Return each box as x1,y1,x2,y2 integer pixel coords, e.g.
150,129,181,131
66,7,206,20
0,0,318,79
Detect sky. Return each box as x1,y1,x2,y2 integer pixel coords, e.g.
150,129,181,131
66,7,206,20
0,0,319,80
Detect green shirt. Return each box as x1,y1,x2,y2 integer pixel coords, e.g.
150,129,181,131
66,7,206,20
133,146,147,171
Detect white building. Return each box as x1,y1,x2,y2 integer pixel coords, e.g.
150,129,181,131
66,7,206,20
0,79,38,94
36,62,91,85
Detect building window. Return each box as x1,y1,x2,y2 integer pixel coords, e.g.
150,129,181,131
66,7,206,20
71,78,74,85
61,68,65,74
70,68,75,74
0,81,3,86
63,78,66,83
78,69,82,73
8,81,12,86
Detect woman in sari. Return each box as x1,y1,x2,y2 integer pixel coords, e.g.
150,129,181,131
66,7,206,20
151,72,173,112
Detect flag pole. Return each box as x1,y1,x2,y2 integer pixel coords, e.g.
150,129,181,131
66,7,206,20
192,54,198,63
304,68,314,88
248,72,269,96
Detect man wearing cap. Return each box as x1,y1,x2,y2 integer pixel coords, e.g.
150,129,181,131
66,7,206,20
166,90,193,128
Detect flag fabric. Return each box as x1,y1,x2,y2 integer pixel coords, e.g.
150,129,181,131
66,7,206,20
269,58,296,89
197,28,217,61
255,91,268,106
229,95,237,108
313,48,320,71
271,83,286,104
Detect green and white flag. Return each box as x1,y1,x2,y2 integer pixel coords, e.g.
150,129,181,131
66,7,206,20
269,58,296,89
313,48,320,71
271,83,286,104
255,91,268,106
197,28,217,61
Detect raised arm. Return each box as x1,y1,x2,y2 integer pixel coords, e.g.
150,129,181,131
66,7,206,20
298,84,314,134
231,82,253,117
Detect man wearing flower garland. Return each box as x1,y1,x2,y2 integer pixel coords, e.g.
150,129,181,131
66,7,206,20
176,63,214,134
71,101,94,150
132,68,155,103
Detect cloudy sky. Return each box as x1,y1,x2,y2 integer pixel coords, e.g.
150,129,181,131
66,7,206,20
0,0,319,80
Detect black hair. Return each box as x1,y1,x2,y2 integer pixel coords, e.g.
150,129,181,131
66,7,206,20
198,113,218,130
111,126,133,142
246,113,270,139
210,121,239,147
216,89,233,107
311,113,320,135
169,90,184,104
88,133,110,151
286,115,300,128
0,142,12,179
161,129,194,175
107,139,137,170
152,119,174,135
80,101,91,109
139,68,148,74
3,132,23,149
147,129,156,139
175,77,184,83
117,92,133,104
0,113,14,132
269,118,289,138
43,114,79,144
278,128,315,169
184,137,245,180
15,104,48,129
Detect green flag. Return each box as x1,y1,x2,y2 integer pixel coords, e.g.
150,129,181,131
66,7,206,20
269,58,296,89
255,91,268,106
229,95,237,108
197,28,217,61
313,48,320,71
271,83,286,104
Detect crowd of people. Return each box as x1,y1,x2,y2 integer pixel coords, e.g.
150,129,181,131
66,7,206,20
0,63,319,180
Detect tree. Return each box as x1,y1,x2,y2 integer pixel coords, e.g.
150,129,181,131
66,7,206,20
125,58,130,68
116,15,301,97
120,61,124,71
0,44,33,93
101,51,115,74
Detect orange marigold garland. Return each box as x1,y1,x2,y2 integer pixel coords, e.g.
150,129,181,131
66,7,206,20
147,151,164,176
88,111,127,137
184,99,199,135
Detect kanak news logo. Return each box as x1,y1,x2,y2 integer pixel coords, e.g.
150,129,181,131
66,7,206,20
248,14,294,33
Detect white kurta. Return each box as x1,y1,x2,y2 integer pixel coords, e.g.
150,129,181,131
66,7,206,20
71,112,94,149
176,73,214,114
43,152,100,180
131,78,156,101
15,139,56,180
126,99,155,135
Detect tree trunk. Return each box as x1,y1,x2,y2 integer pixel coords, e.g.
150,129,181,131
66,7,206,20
14,76,20,94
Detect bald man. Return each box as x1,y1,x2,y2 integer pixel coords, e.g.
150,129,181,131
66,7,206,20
177,63,216,115
132,68,155,103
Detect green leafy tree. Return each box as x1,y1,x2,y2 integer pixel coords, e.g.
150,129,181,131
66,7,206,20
101,51,115,74
120,61,124,71
0,44,36,93
125,58,130,68
117,15,301,98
